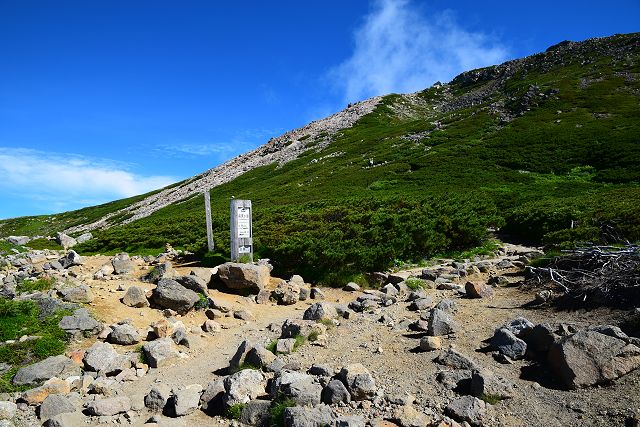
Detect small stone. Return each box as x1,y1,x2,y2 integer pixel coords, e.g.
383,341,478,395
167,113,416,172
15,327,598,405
85,396,131,416
419,336,442,351
465,282,494,299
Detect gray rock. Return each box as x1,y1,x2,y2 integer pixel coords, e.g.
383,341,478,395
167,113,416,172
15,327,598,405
58,251,82,268
334,415,366,427
142,262,175,283
151,278,200,314
470,369,515,399
465,281,494,299
343,282,360,292
338,364,376,401
436,369,472,391
107,323,141,345
171,327,190,347
274,280,300,305
419,336,442,351
217,262,270,293
223,369,265,408
409,297,433,311
245,345,276,368
55,233,77,249
503,317,534,338
491,328,527,360
434,299,457,312
299,287,310,301
0,401,17,420
175,275,208,295
83,342,120,373
240,399,272,426
276,338,297,354
310,287,325,300
200,379,225,415
122,286,149,308
58,309,100,334
85,396,131,416
281,319,325,339
168,384,203,417
229,340,254,371
7,236,30,246
284,405,334,427
321,379,351,404
43,411,86,427
434,349,479,370
143,338,180,368
58,284,93,303
428,308,458,336
303,302,337,321
202,319,221,333
38,394,75,421
12,355,80,386
525,323,558,353
75,233,92,244
445,396,487,425
145,385,171,412
548,329,640,389
308,364,332,377
111,253,134,275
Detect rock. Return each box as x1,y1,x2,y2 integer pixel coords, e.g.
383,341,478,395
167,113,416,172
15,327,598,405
344,282,360,292
281,319,326,339
171,327,190,347
217,262,270,293
122,286,149,308
276,338,297,354
151,278,200,314
283,405,334,427
303,302,338,321
38,394,75,421
234,309,255,321
338,364,376,401
142,262,176,283
465,282,493,299
434,299,457,312
240,399,272,426
434,349,479,370
503,317,534,338
107,324,141,345
76,232,92,244
145,385,172,412
299,287,310,301
525,323,558,353
469,369,514,400
112,253,134,275
55,233,77,249
204,308,223,320
58,284,93,303
409,297,433,311
420,336,442,351
0,402,17,420
87,377,117,396
57,251,82,268
256,289,273,304
168,384,203,417
335,415,366,427
7,236,30,246
199,379,225,414
272,371,322,406
229,340,254,371
245,345,276,368
223,369,265,408
83,342,122,373
85,396,131,416
436,369,472,391
43,411,86,427
21,377,71,405
12,355,80,386
308,364,332,377
202,319,221,333
175,275,208,295
445,396,487,426
274,280,300,305
490,328,527,360
310,287,325,300
143,338,180,368
151,319,170,338
321,379,351,404
547,329,640,389
391,404,431,427
58,309,100,334
428,309,458,336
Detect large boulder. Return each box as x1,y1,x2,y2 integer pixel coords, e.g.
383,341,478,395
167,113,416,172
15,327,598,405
321,379,351,404
175,275,208,295
143,338,180,368
76,232,93,244
7,236,30,246
445,396,488,426
58,309,101,335
107,323,141,345
151,279,200,314
55,232,77,249
145,385,172,412
38,394,75,421
83,342,132,375
491,328,527,360
85,396,131,416
548,329,640,389
338,364,376,401
168,384,203,417
58,251,83,268
427,309,458,336
283,405,334,427
111,253,134,275
121,286,149,308
142,262,176,283
273,280,300,305
58,284,93,303
222,369,266,408
270,370,322,406
217,263,270,293
12,355,80,386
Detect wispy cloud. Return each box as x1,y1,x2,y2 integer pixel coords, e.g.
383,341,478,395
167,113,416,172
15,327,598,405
330,0,509,103
0,148,176,212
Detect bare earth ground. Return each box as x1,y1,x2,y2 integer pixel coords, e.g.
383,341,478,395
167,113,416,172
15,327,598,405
39,252,640,426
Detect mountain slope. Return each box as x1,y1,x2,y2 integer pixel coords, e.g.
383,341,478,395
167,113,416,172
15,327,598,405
2,32,639,283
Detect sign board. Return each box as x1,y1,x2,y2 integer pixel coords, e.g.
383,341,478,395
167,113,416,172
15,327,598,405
230,199,253,261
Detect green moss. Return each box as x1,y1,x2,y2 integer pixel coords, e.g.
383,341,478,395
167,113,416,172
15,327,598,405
481,393,505,405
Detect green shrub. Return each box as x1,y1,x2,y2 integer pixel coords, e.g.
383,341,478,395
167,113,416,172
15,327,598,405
195,293,209,310
405,278,427,291
270,398,296,427
225,403,245,420
15,277,55,294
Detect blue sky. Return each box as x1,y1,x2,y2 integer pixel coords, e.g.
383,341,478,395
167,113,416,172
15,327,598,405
0,0,638,219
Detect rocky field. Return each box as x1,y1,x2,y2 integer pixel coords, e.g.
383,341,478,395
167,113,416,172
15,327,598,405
1,242,639,427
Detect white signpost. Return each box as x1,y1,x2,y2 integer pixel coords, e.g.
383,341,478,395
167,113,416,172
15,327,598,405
204,191,214,252
230,199,253,261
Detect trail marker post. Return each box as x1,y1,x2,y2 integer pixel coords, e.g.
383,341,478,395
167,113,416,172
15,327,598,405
204,191,214,252
230,199,253,262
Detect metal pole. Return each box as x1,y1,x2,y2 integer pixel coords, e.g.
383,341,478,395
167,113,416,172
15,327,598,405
204,191,214,252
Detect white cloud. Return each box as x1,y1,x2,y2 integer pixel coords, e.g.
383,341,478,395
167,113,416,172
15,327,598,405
0,148,176,210
330,0,510,102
